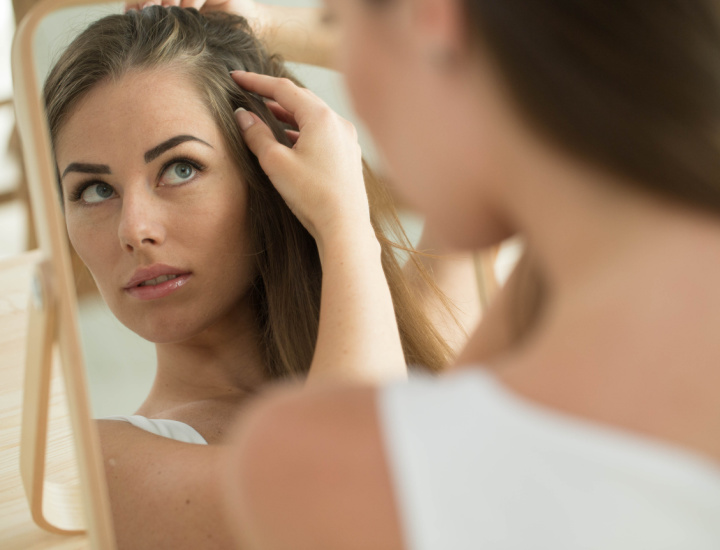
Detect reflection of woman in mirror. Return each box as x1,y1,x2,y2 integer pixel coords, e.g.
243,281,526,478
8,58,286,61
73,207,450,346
43,6,466,547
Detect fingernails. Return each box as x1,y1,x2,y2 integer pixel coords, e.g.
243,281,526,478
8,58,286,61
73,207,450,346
235,108,255,131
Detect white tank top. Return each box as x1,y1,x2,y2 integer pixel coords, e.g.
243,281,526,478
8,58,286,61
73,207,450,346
379,368,720,549
103,415,208,445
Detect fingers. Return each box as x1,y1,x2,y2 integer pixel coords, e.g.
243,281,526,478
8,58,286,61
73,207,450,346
232,71,359,157
285,129,300,145
242,102,298,145
234,109,290,176
231,71,323,127
265,100,299,130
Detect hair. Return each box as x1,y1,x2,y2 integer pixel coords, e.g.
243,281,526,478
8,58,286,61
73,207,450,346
44,6,453,377
464,1,720,214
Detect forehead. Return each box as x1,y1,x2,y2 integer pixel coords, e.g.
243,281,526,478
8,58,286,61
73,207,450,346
55,67,221,166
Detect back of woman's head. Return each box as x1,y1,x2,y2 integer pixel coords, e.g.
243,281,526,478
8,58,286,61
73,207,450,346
45,6,452,377
466,0,720,211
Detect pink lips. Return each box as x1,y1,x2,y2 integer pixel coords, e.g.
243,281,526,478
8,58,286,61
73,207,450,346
124,264,192,301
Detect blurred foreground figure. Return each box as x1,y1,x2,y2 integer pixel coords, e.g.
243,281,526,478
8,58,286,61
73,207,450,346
221,1,720,549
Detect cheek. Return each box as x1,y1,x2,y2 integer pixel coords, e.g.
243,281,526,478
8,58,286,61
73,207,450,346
66,216,121,308
201,181,253,259
66,216,112,273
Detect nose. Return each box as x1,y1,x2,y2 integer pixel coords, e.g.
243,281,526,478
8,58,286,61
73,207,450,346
117,188,166,253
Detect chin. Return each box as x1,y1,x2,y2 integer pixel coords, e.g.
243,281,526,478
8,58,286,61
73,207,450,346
112,308,204,345
146,316,216,344
134,328,185,345
135,328,198,345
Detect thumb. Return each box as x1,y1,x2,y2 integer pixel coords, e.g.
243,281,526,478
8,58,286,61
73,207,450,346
234,107,289,175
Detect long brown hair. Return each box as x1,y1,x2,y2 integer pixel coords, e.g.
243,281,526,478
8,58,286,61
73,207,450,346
466,1,720,212
44,6,452,377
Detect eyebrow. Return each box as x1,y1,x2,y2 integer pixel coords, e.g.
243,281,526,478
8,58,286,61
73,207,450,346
61,162,111,178
143,135,213,163
61,135,213,179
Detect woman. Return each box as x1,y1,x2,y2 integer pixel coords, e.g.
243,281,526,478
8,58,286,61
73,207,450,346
218,1,720,548
45,6,455,548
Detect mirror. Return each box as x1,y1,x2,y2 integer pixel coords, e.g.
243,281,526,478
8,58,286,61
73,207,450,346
17,1,436,547
30,0,412,420
13,0,118,546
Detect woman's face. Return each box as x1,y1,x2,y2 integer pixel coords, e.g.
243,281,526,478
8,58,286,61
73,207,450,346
56,68,256,344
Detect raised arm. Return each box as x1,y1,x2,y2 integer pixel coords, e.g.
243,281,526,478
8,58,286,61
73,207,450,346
231,70,407,383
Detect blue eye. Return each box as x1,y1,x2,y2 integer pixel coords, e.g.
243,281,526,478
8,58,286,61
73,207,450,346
162,162,197,185
81,183,115,204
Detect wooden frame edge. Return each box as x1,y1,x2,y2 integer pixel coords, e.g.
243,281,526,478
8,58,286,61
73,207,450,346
12,1,117,547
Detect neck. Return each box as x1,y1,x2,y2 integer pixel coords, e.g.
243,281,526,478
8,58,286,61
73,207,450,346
138,301,267,416
467,140,720,459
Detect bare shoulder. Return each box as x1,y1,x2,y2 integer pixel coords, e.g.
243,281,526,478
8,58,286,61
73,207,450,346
223,384,406,550
95,419,233,550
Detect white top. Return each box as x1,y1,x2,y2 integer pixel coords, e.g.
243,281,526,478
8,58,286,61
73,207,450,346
379,368,720,550
104,415,208,445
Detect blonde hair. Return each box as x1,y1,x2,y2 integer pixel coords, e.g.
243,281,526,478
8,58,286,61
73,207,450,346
45,7,453,377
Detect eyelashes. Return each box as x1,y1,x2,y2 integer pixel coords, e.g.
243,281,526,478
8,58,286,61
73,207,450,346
158,157,205,186
68,179,104,203
66,156,207,205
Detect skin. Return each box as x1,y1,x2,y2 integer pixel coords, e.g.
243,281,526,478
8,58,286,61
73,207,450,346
219,0,720,549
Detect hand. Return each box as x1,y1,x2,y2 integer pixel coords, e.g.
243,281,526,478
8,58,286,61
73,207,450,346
231,71,372,250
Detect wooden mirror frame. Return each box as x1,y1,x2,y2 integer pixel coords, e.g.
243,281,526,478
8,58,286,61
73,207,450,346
12,0,116,547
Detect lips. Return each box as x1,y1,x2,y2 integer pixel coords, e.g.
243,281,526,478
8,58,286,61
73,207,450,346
124,264,190,289
138,273,180,287
124,264,192,301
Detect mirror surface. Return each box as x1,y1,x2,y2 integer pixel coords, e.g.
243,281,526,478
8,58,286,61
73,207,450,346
34,0,424,419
